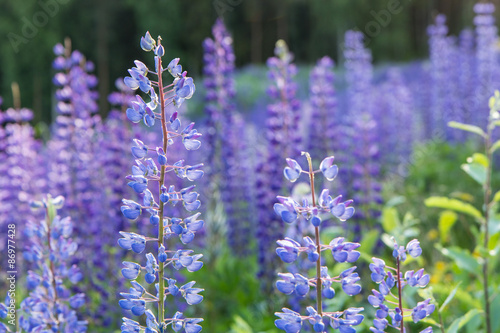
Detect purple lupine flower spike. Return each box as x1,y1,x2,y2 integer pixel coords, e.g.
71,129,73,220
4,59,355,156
203,19,251,256
274,153,364,333
308,56,338,160
368,238,434,333
474,2,498,129
351,113,383,239
18,195,87,332
256,40,303,290
119,32,203,332
0,95,43,291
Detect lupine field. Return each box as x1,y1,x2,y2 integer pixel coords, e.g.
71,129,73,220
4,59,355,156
1,1,500,333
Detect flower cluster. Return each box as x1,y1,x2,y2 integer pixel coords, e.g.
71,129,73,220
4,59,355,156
202,19,250,256
351,113,382,231
307,56,338,161
119,31,203,333
474,2,498,128
3,195,87,332
256,40,302,289
274,153,363,333
0,98,43,284
368,239,434,333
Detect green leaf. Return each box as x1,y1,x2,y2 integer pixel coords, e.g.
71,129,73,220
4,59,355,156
492,190,500,203
439,282,462,313
492,291,500,333
448,121,486,138
438,210,457,243
469,153,489,167
461,162,486,185
230,316,254,333
425,197,483,219
437,245,480,274
381,207,399,232
358,229,380,256
446,309,482,333
490,140,500,154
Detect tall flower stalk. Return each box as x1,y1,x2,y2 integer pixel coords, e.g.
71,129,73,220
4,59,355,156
256,40,302,289
203,19,250,256
274,152,363,333
8,195,87,332
119,32,203,333
368,238,434,333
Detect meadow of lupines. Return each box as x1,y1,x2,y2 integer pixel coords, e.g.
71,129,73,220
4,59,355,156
0,3,500,333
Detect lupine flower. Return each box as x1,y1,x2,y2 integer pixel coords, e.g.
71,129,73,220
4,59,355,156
202,19,251,256
10,195,88,332
119,31,203,332
274,153,363,333
458,28,476,131
0,100,43,290
350,113,383,237
474,2,499,128
307,56,338,160
256,40,302,290
427,14,461,140
342,30,374,185
368,238,434,333
378,69,414,162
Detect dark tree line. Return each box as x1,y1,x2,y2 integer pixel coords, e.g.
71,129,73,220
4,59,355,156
0,0,497,124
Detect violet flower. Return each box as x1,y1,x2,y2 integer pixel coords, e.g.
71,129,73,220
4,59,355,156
118,31,203,333
274,153,363,333
256,40,302,290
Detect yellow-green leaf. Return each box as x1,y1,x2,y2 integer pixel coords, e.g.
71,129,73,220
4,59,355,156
425,197,482,219
491,140,500,154
381,207,399,232
461,162,486,185
438,210,457,243
448,121,486,138
492,190,500,203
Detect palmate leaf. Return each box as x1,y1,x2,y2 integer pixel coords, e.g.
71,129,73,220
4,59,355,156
425,197,483,220
448,121,486,138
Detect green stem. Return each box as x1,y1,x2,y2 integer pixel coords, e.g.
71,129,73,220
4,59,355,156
483,117,493,333
397,257,404,333
439,312,446,333
304,152,322,315
157,37,166,332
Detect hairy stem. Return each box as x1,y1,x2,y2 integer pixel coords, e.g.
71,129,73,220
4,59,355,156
397,257,404,333
304,153,321,315
157,38,166,331
483,118,493,333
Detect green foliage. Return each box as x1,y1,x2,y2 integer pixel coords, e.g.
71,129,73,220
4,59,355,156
190,248,278,332
425,197,482,220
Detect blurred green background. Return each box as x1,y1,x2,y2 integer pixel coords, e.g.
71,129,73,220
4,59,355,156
0,0,497,124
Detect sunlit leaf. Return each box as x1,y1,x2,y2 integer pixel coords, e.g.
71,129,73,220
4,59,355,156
448,121,486,138
425,197,482,220
438,210,457,243
382,207,399,232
